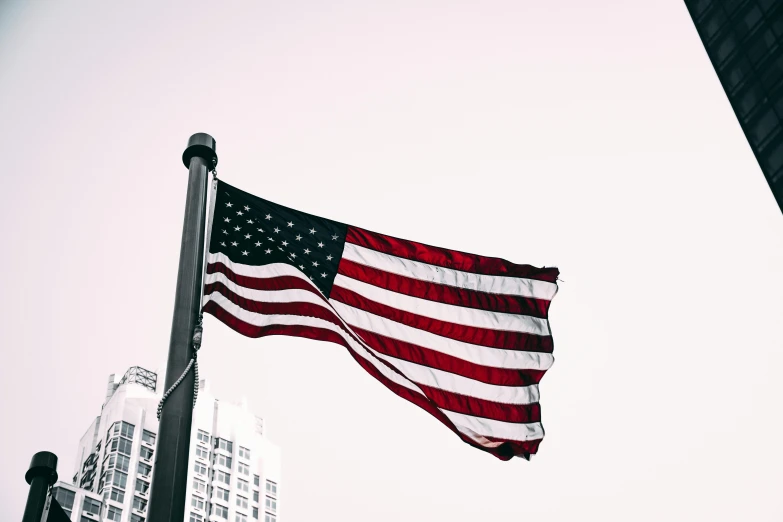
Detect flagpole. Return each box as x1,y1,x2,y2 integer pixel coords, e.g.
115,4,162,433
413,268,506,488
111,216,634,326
21,451,58,522
147,133,217,522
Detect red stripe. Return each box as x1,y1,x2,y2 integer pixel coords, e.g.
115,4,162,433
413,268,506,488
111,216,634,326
203,300,540,459
330,285,554,352
207,262,323,296
345,226,559,282
350,326,546,387
337,258,551,317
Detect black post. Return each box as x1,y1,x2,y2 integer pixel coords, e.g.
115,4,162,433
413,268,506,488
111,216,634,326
147,133,217,522
22,451,58,522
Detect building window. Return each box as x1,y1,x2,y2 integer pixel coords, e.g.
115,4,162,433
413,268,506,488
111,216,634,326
215,454,232,468
237,495,249,509
197,430,210,444
135,479,150,495
212,504,229,519
192,478,206,494
112,455,130,472
195,446,209,459
238,463,250,476
239,446,251,459
216,487,230,502
107,506,123,522
133,495,147,512
82,497,101,515
253,475,260,487
265,481,277,497
140,447,154,461
236,514,248,522
264,514,276,522
265,497,277,513
191,495,205,511
253,491,259,503
193,462,207,476
118,437,133,456
53,487,75,515
137,462,152,478
142,430,156,445
131,515,145,522
189,514,204,522
108,470,128,489
237,478,249,493
109,487,125,503
252,507,258,519
215,470,231,485
215,438,233,453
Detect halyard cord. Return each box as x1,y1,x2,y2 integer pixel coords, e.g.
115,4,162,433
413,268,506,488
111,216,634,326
157,161,218,420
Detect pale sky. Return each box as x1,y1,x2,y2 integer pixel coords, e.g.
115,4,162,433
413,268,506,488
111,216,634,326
2,1,783,521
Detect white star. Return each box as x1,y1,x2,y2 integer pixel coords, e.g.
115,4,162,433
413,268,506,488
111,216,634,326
223,217,231,223
255,241,262,247
226,202,233,207
295,235,302,241
231,241,238,247
312,261,319,267
273,227,280,233
299,264,305,270
244,205,250,211
281,241,289,247
237,210,244,216
265,214,272,220
265,249,272,254
257,228,264,233
317,242,324,248
234,226,241,231
309,228,316,234
303,248,311,254
278,247,283,251
332,234,338,240
326,255,333,261
287,221,294,228
321,272,327,278
242,250,249,256
247,219,254,224
267,237,274,242
245,234,252,239
222,229,228,235
309,276,314,280
290,252,296,258
220,242,226,247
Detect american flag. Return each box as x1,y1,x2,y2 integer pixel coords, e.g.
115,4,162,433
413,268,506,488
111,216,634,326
203,181,558,460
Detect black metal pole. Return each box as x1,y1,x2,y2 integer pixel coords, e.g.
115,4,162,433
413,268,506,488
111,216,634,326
147,133,217,522
22,451,58,522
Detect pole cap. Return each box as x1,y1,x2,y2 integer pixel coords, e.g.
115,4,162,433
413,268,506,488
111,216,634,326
182,133,218,169
25,451,58,485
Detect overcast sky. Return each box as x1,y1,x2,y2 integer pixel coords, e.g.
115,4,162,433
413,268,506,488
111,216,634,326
2,1,783,521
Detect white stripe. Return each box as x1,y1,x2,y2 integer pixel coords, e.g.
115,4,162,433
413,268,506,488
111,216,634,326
208,252,319,286
333,273,549,335
329,300,553,371
205,271,327,307
373,350,539,405
342,242,558,300
443,411,544,442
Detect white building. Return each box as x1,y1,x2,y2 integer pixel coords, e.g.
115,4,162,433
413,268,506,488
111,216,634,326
53,366,281,522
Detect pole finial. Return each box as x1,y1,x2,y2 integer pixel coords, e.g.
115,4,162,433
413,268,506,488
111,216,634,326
25,451,58,486
182,133,218,169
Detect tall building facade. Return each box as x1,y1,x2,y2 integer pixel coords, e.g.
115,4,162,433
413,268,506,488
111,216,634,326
52,366,281,522
684,1,783,213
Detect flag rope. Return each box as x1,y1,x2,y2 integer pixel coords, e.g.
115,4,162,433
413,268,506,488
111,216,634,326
157,163,218,420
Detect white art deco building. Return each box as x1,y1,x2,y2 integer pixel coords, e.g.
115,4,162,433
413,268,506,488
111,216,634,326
51,366,281,522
